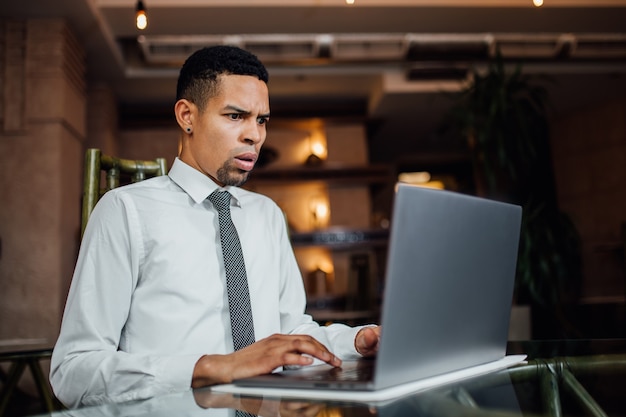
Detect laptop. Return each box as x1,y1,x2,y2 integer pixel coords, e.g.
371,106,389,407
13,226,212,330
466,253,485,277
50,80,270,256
228,184,524,398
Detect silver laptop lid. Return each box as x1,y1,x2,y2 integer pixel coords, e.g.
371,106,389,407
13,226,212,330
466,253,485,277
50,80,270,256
374,184,522,389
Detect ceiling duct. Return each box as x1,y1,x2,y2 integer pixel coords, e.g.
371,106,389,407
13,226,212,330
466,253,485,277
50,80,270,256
330,34,408,61
137,34,321,64
406,34,491,61
571,34,626,59
241,35,321,62
136,33,626,67
137,35,241,64
493,33,573,59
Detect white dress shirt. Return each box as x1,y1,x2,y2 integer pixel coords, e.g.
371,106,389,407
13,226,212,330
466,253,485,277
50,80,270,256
50,158,362,408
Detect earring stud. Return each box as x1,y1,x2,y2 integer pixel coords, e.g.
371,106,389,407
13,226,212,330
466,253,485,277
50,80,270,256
186,127,192,133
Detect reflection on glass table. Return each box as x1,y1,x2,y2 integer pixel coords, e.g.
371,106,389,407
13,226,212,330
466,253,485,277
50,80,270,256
32,339,626,417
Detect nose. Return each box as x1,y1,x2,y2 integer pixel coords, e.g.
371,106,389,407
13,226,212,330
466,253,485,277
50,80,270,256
243,119,265,146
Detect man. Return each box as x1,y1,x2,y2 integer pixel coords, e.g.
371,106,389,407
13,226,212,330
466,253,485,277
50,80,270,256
50,45,380,408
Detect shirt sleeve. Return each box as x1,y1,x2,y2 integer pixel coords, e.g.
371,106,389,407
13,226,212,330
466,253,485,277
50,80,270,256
273,206,369,361
49,192,202,408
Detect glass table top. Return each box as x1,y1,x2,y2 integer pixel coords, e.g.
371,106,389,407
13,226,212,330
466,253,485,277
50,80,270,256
33,339,626,417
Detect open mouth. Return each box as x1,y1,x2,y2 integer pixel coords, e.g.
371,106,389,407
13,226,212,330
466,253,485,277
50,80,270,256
234,152,258,171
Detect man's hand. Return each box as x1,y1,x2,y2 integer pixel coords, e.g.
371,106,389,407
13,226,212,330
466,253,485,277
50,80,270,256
194,389,325,416
355,326,381,357
191,333,341,388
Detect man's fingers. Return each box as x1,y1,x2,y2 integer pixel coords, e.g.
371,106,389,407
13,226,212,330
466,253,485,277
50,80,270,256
218,334,343,382
356,326,381,356
283,335,342,367
193,334,345,387
261,334,341,367
279,352,314,366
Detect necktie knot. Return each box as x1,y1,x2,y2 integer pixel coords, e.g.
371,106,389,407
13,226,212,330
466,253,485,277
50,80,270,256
209,190,231,213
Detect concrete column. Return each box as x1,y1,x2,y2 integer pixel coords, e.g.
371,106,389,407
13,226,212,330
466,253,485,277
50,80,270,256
86,85,119,154
0,19,85,346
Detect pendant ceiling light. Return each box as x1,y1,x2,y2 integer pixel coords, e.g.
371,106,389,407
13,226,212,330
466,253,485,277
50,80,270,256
136,0,148,30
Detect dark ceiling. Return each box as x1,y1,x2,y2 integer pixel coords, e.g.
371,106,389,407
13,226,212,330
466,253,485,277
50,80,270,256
2,1,626,163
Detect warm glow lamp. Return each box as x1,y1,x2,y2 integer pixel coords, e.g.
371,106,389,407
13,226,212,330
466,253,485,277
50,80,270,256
305,132,327,166
136,0,148,30
309,196,330,229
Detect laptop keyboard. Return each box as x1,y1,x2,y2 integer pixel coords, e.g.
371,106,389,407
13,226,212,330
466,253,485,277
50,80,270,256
314,360,375,382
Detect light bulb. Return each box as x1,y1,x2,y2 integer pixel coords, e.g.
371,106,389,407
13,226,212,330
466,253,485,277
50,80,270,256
136,11,147,30
136,1,148,30
533,0,543,7
311,142,325,158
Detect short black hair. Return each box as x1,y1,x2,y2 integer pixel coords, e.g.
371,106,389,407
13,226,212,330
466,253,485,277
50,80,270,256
175,45,269,111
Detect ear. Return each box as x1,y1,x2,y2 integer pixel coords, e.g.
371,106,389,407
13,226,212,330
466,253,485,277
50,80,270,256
174,99,195,131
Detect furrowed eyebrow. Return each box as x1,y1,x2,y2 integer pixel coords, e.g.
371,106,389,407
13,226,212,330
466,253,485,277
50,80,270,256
224,105,249,114
224,105,269,119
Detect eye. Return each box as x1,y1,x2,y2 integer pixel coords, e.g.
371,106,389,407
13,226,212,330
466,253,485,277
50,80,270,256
227,113,243,121
257,116,269,126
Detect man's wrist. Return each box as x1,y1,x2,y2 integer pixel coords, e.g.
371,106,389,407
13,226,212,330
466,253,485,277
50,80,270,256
192,354,230,388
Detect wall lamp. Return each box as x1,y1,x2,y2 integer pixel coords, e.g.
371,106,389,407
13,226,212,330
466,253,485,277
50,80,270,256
305,131,327,166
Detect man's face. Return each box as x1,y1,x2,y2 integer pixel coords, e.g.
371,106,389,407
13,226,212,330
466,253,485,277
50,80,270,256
180,74,270,187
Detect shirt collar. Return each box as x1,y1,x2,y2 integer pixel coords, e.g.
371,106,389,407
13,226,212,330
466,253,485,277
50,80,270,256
168,158,243,207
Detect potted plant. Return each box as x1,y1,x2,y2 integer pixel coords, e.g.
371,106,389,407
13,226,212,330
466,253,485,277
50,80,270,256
443,54,583,338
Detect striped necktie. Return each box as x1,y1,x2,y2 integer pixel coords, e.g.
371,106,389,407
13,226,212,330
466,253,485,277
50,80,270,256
209,190,255,351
